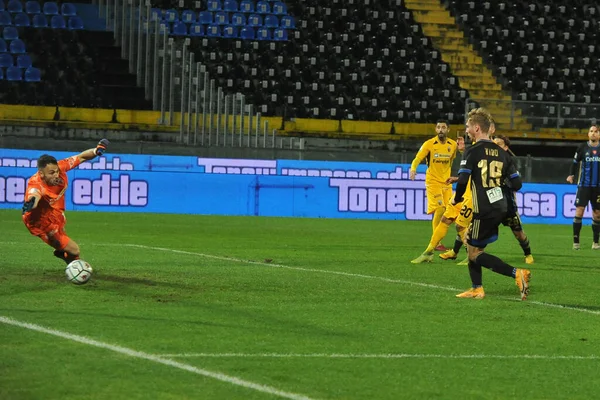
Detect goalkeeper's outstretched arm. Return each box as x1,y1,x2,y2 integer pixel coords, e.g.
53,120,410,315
76,139,110,163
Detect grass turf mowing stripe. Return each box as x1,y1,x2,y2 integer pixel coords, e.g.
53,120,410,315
0,316,316,400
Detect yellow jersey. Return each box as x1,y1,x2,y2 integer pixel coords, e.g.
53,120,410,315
410,137,459,185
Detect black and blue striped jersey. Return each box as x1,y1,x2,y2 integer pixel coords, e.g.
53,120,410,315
570,142,600,187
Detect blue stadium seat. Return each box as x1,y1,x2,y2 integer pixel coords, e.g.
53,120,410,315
6,65,22,81
24,66,40,82
239,0,253,13
0,11,11,25
280,15,294,29
273,27,287,41
0,38,6,52
240,26,254,40
17,54,31,68
43,1,59,15
207,0,222,11
189,23,204,36
164,9,178,23
181,10,195,23
14,12,30,27
272,1,286,15
7,0,23,13
0,67,3,80
0,1,3,12
68,16,83,30
61,3,76,17
9,38,25,53
25,1,41,14
206,24,221,37
222,25,237,38
0,52,12,67
214,11,228,25
3,26,17,40
198,11,212,24
223,0,238,12
264,15,278,28
171,21,187,36
150,8,162,21
247,14,262,27
32,13,46,27
50,14,66,29
256,1,270,14
256,27,271,41
231,13,245,26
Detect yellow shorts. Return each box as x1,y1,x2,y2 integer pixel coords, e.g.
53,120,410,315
426,183,452,214
455,198,473,228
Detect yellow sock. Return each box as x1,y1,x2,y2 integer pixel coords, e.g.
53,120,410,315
426,222,450,253
458,228,467,245
432,207,445,233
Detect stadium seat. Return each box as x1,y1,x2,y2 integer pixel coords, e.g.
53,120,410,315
43,1,59,15
164,9,178,23
14,12,30,27
240,0,253,13
7,0,22,13
3,26,17,40
67,16,83,30
0,52,12,67
207,0,222,11
6,65,21,81
9,38,25,53
171,21,187,36
273,28,287,41
61,3,76,17
280,15,294,29
181,10,195,23
0,38,6,52
239,26,254,40
24,66,41,82
272,2,286,15
0,1,3,12
32,13,46,27
189,23,204,36
224,0,238,12
50,14,66,29
150,8,162,21
256,27,271,41
222,25,237,38
206,24,220,37
0,67,3,80
25,1,41,14
198,11,212,24
0,11,11,25
247,14,262,27
231,13,245,26
16,54,31,68
256,1,270,14
264,15,278,28
214,11,228,25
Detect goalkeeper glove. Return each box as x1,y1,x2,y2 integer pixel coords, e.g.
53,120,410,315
95,139,110,156
22,197,35,214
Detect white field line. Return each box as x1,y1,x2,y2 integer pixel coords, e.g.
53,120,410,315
119,243,600,316
0,316,315,400
157,352,600,361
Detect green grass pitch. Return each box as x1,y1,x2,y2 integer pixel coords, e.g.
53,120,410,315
1,209,600,399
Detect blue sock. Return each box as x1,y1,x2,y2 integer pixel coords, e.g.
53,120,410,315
512,268,517,278
472,284,482,289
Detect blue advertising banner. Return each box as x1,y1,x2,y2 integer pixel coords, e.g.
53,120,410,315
0,148,590,224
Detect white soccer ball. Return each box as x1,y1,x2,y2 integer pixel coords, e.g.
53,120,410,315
65,260,93,285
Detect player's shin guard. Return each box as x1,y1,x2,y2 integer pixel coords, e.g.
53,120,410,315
474,253,515,278
432,207,444,233
468,260,483,287
573,216,583,244
593,219,600,243
426,222,450,253
518,236,532,256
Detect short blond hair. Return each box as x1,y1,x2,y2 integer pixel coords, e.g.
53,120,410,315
467,107,493,134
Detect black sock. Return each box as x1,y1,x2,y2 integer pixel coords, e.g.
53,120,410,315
518,235,532,256
593,219,600,243
468,260,483,287
573,216,583,244
474,253,516,278
453,235,463,254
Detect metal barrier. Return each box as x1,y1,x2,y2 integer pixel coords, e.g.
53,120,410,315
94,0,293,148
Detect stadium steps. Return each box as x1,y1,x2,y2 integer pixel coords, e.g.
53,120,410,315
406,0,532,130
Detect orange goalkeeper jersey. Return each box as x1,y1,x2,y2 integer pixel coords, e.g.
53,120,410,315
410,137,459,185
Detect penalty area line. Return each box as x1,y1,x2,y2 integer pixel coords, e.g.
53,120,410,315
0,316,315,400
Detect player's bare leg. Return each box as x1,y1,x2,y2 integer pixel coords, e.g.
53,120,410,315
52,238,81,265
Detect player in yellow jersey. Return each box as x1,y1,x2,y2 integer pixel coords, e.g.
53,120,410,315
409,120,463,251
